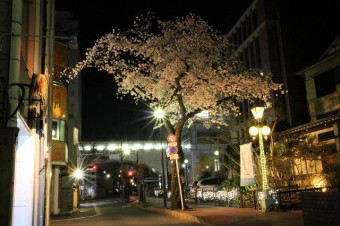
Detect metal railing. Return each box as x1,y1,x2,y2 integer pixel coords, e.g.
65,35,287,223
277,186,340,210
188,187,256,208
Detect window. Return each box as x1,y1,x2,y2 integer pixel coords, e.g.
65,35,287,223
314,67,340,97
251,10,257,30
246,16,252,35
318,131,335,142
52,119,65,141
250,43,255,68
255,37,261,68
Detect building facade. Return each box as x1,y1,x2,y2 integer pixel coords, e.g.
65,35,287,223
0,0,54,225
0,0,80,224
294,35,340,177
226,0,339,134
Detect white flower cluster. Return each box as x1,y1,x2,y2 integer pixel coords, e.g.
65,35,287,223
63,13,281,133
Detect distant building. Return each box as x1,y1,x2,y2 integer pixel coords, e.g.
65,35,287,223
184,0,340,183
226,0,339,132
50,9,81,214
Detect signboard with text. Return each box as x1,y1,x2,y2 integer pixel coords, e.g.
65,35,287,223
170,154,179,160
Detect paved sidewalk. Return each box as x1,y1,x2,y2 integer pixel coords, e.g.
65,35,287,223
132,196,304,226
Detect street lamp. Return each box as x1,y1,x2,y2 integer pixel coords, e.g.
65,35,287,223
72,168,84,180
154,108,166,208
249,106,271,210
72,168,84,203
214,150,220,172
184,159,189,186
121,147,132,200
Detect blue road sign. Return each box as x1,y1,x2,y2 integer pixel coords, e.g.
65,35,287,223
169,146,178,154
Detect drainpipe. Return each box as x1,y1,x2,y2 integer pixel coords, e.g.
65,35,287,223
8,0,22,127
44,0,55,224
33,0,43,225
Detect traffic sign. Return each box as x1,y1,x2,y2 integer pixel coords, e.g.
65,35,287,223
168,142,177,147
170,154,179,160
169,146,178,155
167,134,177,143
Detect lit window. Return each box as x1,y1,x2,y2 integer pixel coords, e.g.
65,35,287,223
52,120,59,140
52,119,65,141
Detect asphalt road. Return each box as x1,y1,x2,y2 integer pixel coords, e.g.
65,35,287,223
50,198,201,226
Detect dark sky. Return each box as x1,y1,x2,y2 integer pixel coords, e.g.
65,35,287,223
56,0,253,141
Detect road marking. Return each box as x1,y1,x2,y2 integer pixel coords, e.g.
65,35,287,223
51,203,102,222
93,204,102,215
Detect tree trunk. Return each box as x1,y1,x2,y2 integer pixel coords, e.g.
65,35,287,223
170,122,185,210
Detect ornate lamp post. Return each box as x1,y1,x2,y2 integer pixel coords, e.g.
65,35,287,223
249,107,271,210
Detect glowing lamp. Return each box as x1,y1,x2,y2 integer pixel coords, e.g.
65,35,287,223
154,108,164,119
73,169,84,179
251,107,265,119
249,126,259,136
123,148,131,155
261,126,271,135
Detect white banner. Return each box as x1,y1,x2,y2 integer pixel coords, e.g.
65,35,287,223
240,142,255,187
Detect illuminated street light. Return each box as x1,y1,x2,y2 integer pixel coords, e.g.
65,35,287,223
249,106,269,191
154,107,167,208
106,174,111,178
183,159,189,186
73,168,84,180
123,148,131,155
154,108,164,119
214,150,220,172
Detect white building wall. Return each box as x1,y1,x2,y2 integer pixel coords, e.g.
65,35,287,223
12,116,36,226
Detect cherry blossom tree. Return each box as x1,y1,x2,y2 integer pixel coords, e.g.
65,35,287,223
65,14,281,209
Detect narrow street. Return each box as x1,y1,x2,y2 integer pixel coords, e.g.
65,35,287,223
50,198,200,226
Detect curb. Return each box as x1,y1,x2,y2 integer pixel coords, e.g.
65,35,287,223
50,207,78,218
132,202,210,225
148,207,201,224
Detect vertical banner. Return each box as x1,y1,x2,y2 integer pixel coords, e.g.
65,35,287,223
240,142,255,187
